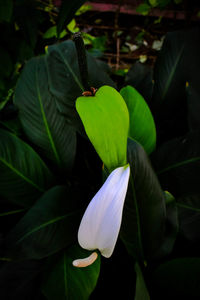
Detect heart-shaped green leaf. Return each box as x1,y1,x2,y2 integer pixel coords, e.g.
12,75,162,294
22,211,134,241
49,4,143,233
76,85,129,171
120,85,156,154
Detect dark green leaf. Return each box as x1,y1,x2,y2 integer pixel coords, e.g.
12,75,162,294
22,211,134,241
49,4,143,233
0,128,53,207
0,117,22,135
0,260,43,299
42,245,100,300
15,1,41,48
120,138,166,260
0,0,13,22
136,3,151,15
0,46,12,78
157,191,178,257
57,0,86,38
125,61,153,104
177,194,200,242
5,186,83,260
150,258,200,299
134,262,150,300
46,40,116,134
152,131,200,198
152,31,185,107
151,31,187,142
186,84,200,131
151,28,200,142
14,56,77,171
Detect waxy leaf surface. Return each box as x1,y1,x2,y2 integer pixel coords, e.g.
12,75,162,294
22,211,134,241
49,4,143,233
76,85,129,170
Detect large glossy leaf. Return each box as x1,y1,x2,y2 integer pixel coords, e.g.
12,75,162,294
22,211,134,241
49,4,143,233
5,186,84,260
14,56,76,171
76,86,129,171
120,138,166,260
152,30,186,108
120,85,156,154
150,258,200,299
45,40,116,134
151,31,188,143
125,61,153,104
56,0,86,37
42,245,101,300
151,28,200,143
0,128,53,207
151,131,200,198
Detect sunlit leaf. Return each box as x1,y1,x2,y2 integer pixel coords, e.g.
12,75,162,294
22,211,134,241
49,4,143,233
120,85,156,154
76,86,129,171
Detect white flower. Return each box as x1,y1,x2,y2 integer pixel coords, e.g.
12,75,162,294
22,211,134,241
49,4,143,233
73,164,130,267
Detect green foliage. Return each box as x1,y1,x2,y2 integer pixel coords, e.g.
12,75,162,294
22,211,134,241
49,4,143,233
0,0,13,22
42,245,101,300
0,2,200,298
134,263,150,300
57,0,86,38
136,0,183,15
5,186,83,260
76,86,129,171
150,258,200,298
14,56,77,171
0,128,54,207
120,85,156,154
120,138,167,260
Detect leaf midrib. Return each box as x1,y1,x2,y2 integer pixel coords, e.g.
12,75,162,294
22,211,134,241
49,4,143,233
56,47,84,91
16,211,77,244
0,157,44,192
161,44,184,102
177,202,200,212
157,157,200,174
35,61,61,166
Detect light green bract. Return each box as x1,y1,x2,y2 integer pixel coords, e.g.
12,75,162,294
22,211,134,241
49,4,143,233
120,85,156,154
76,85,129,170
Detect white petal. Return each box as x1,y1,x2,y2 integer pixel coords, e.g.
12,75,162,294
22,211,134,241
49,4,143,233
78,164,130,258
